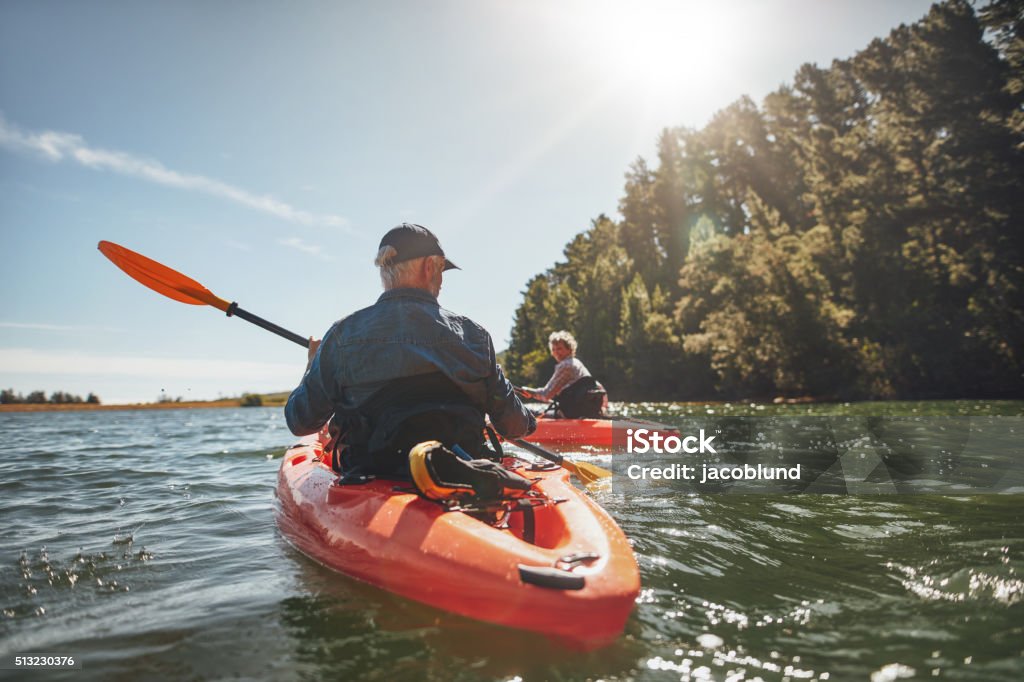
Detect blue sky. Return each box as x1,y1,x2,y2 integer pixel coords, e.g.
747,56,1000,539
1,1,934,404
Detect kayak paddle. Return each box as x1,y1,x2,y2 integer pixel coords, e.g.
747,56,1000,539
97,240,309,348
512,438,612,484
99,240,610,484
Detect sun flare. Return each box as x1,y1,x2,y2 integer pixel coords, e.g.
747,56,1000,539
554,2,747,105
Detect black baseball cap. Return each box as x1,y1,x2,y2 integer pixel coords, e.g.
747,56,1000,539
379,223,459,271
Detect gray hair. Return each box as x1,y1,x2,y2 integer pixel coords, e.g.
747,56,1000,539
548,330,577,355
374,246,444,290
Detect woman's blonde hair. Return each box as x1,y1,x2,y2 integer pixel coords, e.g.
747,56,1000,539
548,330,577,355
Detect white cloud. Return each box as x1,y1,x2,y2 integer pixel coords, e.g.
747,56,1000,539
0,322,124,332
279,237,331,260
0,113,349,230
223,238,253,252
0,322,78,331
0,347,298,382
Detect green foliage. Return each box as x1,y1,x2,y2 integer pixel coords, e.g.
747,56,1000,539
678,210,858,398
0,389,98,404
49,391,84,404
239,393,264,407
504,0,1023,400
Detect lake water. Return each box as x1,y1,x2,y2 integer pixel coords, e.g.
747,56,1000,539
1,402,1022,681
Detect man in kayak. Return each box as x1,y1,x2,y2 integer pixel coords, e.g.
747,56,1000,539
518,331,608,419
285,223,536,482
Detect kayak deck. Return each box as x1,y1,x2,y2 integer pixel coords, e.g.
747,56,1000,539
275,434,639,649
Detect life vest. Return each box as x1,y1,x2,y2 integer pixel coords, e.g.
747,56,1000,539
328,372,492,482
553,376,607,419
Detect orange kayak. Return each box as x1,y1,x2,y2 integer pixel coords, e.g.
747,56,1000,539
275,433,640,649
528,414,681,447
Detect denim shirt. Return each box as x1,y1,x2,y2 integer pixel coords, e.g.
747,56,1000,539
285,288,535,440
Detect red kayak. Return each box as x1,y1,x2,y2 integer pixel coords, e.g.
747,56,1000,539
275,433,640,649
527,414,680,447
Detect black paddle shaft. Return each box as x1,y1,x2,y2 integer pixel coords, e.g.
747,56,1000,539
512,438,564,465
226,302,310,349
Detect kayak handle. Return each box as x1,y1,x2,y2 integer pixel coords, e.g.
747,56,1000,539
518,564,585,590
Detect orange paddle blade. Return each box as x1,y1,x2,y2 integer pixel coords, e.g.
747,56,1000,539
97,240,231,312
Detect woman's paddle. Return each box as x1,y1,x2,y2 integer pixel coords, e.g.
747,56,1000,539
512,438,611,485
97,241,309,348
510,386,612,482
99,240,612,484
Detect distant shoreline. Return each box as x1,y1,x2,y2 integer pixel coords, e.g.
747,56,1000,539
0,395,288,413
0,400,250,413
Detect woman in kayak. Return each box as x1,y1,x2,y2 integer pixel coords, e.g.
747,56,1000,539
518,331,608,419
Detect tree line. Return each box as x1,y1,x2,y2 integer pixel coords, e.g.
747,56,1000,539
504,0,1023,401
1,389,101,405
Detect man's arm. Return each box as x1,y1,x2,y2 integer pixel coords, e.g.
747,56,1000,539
284,336,335,436
482,336,535,438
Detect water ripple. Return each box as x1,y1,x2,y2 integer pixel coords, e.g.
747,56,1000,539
1,403,1022,680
